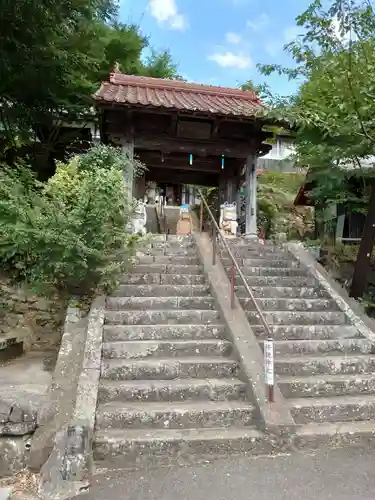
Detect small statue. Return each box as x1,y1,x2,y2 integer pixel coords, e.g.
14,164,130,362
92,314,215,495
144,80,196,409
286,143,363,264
131,200,147,235
219,201,238,237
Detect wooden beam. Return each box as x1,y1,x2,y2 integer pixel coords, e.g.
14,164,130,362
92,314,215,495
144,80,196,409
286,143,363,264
146,167,219,187
133,135,255,158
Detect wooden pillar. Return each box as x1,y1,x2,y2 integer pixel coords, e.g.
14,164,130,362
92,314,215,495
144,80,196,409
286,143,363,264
245,155,258,238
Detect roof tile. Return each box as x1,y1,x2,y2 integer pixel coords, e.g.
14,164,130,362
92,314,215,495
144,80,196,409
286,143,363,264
93,73,264,118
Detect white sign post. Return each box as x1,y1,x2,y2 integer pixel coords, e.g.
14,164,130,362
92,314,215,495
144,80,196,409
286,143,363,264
264,339,275,402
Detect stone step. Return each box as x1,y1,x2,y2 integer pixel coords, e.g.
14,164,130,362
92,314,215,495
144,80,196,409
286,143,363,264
269,338,373,357
221,248,291,259
98,377,247,403
112,284,210,297
144,247,198,256
295,420,375,449
222,257,297,269
287,394,375,424
93,427,272,466
95,400,255,430
106,296,216,311
105,309,221,325
121,274,207,285
234,267,307,277
241,298,339,312
252,324,361,341
278,373,375,398
247,310,348,326
241,276,317,287
103,324,226,342
149,234,194,243
132,264,202,275
135,255,199,265
236,286,329,299
102,339,233,359
275,355,375,376
101,357,239,380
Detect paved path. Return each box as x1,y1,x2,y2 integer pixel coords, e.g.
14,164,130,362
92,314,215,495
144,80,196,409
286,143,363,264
80,447,375,500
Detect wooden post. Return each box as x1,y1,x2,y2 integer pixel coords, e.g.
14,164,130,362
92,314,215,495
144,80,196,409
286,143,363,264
200,201,204,233
245,155,258,238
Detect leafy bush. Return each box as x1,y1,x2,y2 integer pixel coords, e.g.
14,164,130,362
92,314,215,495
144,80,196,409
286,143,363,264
0,145,145,297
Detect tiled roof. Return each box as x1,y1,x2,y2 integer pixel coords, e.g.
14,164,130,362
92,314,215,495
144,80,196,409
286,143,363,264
93,72,264,118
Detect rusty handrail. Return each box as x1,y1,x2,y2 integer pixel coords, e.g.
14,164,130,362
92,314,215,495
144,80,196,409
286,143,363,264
197,189,274,341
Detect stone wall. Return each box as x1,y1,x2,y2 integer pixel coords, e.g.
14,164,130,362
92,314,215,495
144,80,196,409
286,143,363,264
0,276,66,351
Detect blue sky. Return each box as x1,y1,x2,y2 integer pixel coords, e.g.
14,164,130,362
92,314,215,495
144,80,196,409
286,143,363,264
120,0,311,96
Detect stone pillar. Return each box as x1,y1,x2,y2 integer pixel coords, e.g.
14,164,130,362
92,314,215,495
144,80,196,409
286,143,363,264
120,138,134,201
245,155,258,239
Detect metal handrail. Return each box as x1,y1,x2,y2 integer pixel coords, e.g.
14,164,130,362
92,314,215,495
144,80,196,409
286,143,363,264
198,188,274,341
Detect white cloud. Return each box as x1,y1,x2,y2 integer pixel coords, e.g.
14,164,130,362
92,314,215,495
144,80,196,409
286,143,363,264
208,51,252,69
226,32,242,44
247,13,269,31
148,0,188,30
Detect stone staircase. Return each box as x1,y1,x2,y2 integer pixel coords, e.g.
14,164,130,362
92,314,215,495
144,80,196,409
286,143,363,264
93,235,269,468
221,238,375,443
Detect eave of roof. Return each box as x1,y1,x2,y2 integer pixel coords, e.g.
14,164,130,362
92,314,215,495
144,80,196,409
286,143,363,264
93,72,266,119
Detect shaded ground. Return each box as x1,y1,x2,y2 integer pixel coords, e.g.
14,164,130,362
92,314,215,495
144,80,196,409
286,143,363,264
80,447,375,500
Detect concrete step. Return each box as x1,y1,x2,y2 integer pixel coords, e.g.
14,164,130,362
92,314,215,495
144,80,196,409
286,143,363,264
98,377,247,403
105,309,221,325
102,339,233,359
234,267,307,277
135,255,199,265
287,394,375,424
121,274,207,285
149,234,194,243
241,298,339,312
222,257,297,269
269,338,373,357
278,373,375,398
221,248,291,259
106,296,216,311
295,420,375,449
93,427,272,466
132,264,202,275
101,357,239,380
247,310,348,326
236,286,329,299
95,400,255,430
275,355,375,376
241,276,317,287
252,324,361,341
103,324,226,342
112,284,210,297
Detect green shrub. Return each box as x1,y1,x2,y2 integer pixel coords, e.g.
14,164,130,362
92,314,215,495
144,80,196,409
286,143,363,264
0,145,144,297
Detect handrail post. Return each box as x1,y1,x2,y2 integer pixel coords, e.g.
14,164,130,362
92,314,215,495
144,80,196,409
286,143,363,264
200,201,203,233
212,225,216,265
230,264,236,309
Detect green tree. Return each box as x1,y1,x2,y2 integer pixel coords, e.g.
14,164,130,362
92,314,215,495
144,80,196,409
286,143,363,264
259,0,375,298
0,1,181,167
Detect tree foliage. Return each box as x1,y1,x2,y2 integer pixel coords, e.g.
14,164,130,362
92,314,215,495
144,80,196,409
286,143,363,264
0,0,181,154
259,0,375,297
0,145,143,297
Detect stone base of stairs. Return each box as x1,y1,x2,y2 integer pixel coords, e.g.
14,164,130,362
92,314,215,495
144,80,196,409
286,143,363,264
94,427,283,470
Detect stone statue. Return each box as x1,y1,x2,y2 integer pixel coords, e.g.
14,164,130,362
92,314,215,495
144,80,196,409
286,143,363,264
131,200,147,235
219,202,238,237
